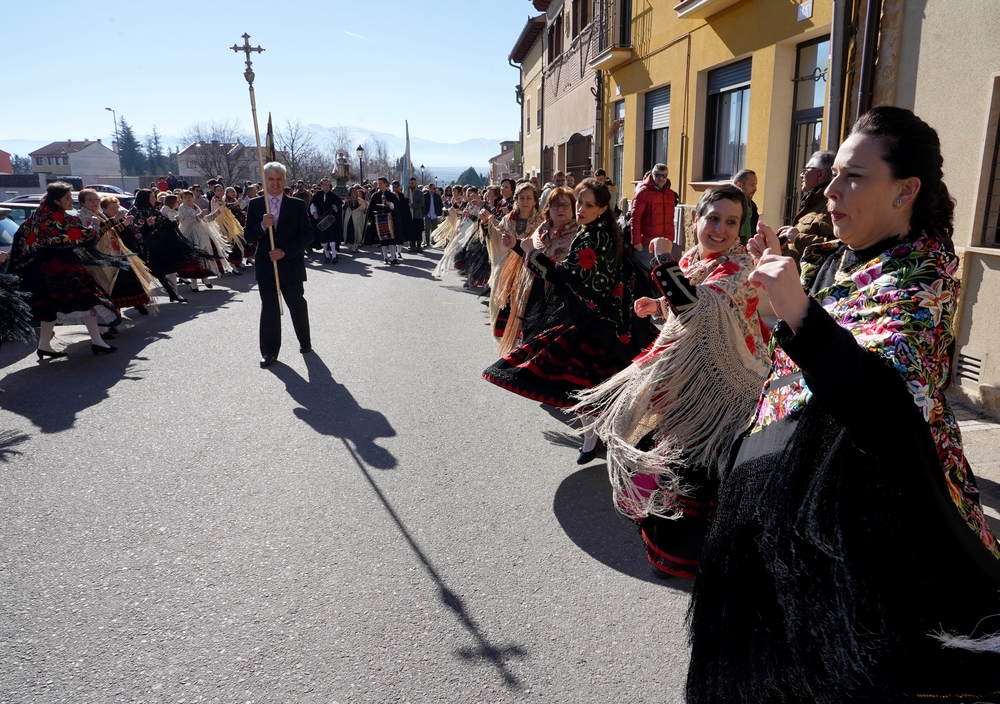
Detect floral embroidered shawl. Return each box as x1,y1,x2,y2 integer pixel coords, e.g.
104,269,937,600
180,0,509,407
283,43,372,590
10,204,93,270
753,232,998,558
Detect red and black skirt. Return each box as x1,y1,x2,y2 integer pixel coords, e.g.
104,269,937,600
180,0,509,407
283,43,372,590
482,321,626,407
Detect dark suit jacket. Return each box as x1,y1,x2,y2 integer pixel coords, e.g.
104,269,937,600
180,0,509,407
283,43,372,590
245,194,314,283
423,192,444,219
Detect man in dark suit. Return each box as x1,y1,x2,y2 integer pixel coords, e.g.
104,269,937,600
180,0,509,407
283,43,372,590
423,183,443,248
245,162,315,368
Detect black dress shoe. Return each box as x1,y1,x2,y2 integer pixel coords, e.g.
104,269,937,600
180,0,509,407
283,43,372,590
259,355,277,368
92,344,118,356
576,440,605,465
36,348,67,360
299,346,313,354
135,304,149,315
169,293,188,303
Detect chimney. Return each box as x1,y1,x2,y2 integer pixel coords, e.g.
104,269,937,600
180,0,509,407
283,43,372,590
96,138,102,144
112,141,118,153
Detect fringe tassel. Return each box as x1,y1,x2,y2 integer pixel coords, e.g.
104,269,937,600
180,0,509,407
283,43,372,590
571,291,769,520
431,210,458,248
433,218,477,278
932,616,1000,653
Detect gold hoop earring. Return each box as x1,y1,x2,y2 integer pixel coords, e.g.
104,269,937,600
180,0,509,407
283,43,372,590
893,196,903,209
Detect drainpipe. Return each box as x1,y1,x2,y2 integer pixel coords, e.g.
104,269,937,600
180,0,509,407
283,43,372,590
540,70,546,180
856,0,883,121
592,70,603,175
511,58,525,177
826,0,846,149
679,33,691,200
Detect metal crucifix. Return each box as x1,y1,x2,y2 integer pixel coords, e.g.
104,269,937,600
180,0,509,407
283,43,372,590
230,33,283,315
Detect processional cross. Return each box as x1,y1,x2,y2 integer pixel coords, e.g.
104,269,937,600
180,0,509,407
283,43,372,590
230,33,283,315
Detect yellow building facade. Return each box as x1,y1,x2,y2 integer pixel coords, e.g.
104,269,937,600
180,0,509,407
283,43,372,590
510,15,546,178
592,0,833,228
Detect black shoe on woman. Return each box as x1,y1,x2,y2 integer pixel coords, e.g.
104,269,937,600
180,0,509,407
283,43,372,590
168,292,188,303
576,440,605,465
36,348,67,360
92,344,118,356
136,305,149,315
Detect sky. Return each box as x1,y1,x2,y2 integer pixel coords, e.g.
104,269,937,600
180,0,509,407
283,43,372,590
3,1,533,148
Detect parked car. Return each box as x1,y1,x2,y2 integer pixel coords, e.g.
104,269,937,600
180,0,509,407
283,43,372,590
0,202,39,229
0,207,20,253
2,191,134,209
84,184,128,195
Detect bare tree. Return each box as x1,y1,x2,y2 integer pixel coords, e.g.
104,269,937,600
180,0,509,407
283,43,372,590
179,120,256,184
361,136,400,183
328,126,355,157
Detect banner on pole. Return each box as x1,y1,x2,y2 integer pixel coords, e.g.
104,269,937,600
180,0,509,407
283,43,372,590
402,120,412,188
265,113,276,164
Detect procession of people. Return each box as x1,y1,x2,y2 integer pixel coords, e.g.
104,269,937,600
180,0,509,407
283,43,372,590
2,105,999,701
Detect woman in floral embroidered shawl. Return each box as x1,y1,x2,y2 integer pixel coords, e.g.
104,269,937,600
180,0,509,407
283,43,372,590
687,107,1000,702
483,180,650,428
574,184,771,579
8,182,120,358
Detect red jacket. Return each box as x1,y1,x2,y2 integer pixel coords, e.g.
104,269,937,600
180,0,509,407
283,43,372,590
629,173,676,246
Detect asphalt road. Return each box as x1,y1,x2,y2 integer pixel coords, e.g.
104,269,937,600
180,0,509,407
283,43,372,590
0,249,692,703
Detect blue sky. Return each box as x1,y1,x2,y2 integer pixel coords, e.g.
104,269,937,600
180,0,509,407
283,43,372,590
4,1,533,146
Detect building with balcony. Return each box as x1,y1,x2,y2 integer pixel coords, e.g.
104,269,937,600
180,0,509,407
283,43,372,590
590,0,833,225
531,0,601,185
510,14,546,179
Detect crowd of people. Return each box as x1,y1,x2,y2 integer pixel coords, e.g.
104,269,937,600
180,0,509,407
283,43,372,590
1,106,999,700
432,107,1000,701
0,171,468,359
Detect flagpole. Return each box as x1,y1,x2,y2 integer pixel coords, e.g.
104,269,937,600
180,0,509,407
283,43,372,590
231,33,283,316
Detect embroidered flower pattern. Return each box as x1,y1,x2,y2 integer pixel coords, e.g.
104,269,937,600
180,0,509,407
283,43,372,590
577,247,597,270
750,233,999,559
9,204,95,267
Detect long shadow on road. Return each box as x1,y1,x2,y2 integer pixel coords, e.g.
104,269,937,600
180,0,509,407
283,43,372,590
554,464,694,591
270,352,396,469
0,290,236,433
271,352,528,689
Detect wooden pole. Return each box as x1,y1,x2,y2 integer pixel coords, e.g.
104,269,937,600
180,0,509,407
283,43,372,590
231,34,283,316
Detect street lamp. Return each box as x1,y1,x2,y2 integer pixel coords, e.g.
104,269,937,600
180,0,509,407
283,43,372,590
105,107,125,190
356,145,365,183
420,164,424,185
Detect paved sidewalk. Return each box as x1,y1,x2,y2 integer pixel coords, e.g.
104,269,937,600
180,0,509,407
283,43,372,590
953,401,1000,530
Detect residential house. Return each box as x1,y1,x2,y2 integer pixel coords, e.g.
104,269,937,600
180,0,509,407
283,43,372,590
176,140,259,184
28,140,120,179
510,14,546,179
0,149,12,175
589,0,833,224
489,141,520,182
536,0,600,184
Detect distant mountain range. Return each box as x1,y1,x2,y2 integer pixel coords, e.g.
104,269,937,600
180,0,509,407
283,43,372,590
1,125,510,183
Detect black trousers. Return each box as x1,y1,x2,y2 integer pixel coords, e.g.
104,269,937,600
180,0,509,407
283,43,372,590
258,273,310,357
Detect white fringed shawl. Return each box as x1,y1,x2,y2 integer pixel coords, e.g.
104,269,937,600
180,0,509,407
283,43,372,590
573,245,771,520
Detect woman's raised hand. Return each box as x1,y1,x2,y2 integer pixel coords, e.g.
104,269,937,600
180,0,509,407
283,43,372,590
748,225,808,331
634,296,660,318
648,237,671,258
